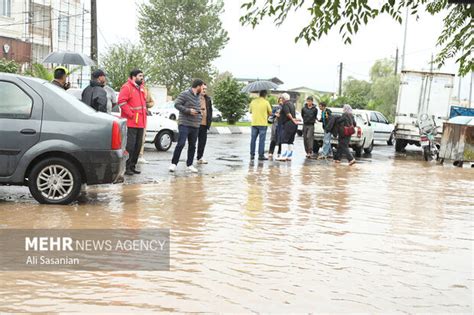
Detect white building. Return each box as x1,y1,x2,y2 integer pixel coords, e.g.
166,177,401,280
0,0,92,87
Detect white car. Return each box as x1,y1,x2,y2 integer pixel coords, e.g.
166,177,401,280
151,101,180,121
313,107,375,157
360,110,395,145
68,88,178,151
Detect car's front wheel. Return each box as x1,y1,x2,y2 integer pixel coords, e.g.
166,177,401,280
28,157,82,204
155,130,173,151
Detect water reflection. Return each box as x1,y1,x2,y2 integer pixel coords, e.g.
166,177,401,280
0,156,472,313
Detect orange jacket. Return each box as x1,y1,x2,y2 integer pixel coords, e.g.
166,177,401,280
118,79,147,128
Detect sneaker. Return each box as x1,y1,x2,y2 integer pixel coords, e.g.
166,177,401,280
258,156,268,161
250,155,255,161
268,153,273,159
286,152,293,161
187,165,198,173
125,169,134,176
138,157,149,164
131,168,141,174
317,155,327,160
197,159,208,164
349,159,356,166
169,164,177,172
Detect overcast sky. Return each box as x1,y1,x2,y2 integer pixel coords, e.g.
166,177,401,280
97,0,471,100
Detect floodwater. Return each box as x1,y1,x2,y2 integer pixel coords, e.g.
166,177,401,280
0,145,473,312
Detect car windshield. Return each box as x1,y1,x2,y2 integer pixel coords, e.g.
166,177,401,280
41,82,96,114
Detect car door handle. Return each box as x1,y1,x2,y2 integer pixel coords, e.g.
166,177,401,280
20,129,37,135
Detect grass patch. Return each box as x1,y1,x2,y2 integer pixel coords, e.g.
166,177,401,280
212,121,252,127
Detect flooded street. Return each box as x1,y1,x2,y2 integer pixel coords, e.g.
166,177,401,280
1,135,473,313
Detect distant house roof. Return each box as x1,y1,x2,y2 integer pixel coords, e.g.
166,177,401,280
236,77,284,85
289,86,335,95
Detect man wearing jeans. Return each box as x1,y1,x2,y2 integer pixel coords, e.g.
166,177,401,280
318,102,333,159
169,79,205,173
249,90,272,161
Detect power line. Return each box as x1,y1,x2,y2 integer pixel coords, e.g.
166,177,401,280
0,12,85,27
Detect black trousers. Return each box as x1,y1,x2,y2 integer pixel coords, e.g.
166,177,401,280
269,140,282,155
197,125,208,161
126,127,144,170
334,136,354,162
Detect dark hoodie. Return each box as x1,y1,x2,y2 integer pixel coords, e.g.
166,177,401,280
81,80,108,113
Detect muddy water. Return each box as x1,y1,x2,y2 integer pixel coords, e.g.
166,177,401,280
0,158,473,313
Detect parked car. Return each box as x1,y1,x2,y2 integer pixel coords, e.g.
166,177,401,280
151,101,180,121
313,107,375,157
0,74,127,204
295,110,303,136
359,110,395,145
111,106,178,151
68,88,179,152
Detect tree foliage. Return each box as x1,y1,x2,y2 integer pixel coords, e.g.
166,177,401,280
100,42,150,91
24,63,54,81
213,76,249,124
342,76,372,109
139,0,229,98
0,58,19,73
240,0,473,75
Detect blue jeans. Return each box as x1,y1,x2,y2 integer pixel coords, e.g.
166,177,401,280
322,131,333,157
172,125,199,166
250,126,267,158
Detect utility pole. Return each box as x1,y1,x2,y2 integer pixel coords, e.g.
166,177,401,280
394,47,399,75
338,62,343,96
91,0,98,63
401,7,408,71
429,54,434,73
457,76,462,102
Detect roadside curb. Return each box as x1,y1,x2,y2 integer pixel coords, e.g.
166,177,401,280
208,126,251,135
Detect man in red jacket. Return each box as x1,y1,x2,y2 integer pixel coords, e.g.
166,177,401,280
118,69,147,176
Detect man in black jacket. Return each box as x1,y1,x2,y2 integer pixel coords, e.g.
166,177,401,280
301,96,318,158
81,69,108,113
197,84,213,164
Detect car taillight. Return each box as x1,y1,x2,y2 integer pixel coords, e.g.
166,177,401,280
357,127,362,138
420,135,428,141
111,121,122,150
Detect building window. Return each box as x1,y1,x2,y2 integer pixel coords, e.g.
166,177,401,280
58,15,69,41
0,0,11,17
31,4,50,35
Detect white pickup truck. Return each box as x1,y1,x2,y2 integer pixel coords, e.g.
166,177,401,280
313,107,375,157
394,70,455,152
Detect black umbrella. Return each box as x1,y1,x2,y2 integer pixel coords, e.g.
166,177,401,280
42,51,96,66
241,80,279,93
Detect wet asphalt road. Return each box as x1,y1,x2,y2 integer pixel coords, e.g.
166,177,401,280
0,133,469,203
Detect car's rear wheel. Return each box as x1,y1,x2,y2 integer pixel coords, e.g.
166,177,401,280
155,131,173,151
364,140,374,154
28,157,82,204
395,139,407,152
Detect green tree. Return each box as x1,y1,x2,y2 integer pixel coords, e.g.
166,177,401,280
240,1,473,75
213,76,249,124
0,58,19,73
369,59,400,121
370,58,395,81
370,75,399,121
207,71,232,97
139,0,229,98
100,42,150,91
342,77,372,109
